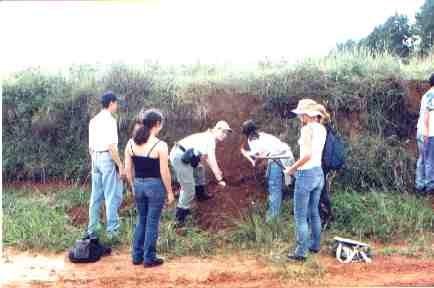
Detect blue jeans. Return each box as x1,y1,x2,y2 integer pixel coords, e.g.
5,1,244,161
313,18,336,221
132,178,165,264
293,167,324,257
266,161,283,221
416,136,434,191
87,152,123,236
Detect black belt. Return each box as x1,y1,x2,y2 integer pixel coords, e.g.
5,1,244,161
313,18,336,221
95,150,109,153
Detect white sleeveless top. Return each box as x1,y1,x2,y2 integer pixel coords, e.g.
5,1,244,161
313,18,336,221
298,122,326,170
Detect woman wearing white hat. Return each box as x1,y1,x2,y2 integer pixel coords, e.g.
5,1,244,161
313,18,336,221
170,120,232,227
285,99,327,261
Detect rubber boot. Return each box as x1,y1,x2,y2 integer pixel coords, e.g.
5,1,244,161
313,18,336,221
195,185,213,202
175,207,190,228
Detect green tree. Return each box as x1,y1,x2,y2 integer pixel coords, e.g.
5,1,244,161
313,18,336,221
361,14,413,58
415,0,434,55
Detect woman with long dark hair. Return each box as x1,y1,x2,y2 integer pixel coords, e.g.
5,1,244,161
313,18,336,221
125,109,175,267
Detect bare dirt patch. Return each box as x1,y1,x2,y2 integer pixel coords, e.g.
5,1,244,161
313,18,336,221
192,92,269,230
320,254,434,286
2,248,434,288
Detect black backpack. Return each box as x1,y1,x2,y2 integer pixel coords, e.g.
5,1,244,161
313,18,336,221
68,237,111,263
322,127,345,171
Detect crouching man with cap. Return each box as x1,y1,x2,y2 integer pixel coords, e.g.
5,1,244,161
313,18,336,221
170,121,232,227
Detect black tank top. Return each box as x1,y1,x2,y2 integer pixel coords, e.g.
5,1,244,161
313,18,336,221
131,140,161,178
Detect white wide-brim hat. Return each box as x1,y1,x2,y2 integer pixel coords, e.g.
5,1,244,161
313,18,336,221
291,99,322,117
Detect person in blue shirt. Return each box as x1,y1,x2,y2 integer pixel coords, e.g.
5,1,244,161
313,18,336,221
416,73,434,194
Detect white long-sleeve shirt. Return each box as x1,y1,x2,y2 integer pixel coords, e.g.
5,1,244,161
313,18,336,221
246,132,294,185
247,132,293,158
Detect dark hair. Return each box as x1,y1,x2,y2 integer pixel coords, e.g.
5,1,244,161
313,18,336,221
101,91,118,108
429,73,434,87
133,109,164,145
241,120,259,140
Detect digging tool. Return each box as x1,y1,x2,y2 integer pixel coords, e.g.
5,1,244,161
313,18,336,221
254,154,293,170
253,153,295,188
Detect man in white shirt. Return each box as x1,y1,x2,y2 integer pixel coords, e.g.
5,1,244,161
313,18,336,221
416,73,434,194
169,121,232,227
87,91,125,239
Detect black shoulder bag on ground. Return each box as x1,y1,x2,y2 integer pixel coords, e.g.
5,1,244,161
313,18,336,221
68,237,111,263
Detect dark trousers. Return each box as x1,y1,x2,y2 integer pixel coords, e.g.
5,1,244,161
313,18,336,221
319,167,333,225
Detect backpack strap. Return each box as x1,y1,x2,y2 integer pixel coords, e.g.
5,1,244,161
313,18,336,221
175,142,187,152
129,140,135,156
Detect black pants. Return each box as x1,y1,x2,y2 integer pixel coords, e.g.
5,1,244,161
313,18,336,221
319,168,333,224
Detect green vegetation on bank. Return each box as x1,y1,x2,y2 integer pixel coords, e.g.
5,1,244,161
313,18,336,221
3,50,434,192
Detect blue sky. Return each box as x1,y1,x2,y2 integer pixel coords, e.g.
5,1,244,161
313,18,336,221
0,0,424,73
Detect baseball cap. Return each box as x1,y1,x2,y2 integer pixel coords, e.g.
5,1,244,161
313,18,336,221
100,91,126,108
215,120,233,132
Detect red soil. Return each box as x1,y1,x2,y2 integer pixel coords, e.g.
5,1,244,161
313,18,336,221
2,248,434,288
404,80,431,114
194,92,269,230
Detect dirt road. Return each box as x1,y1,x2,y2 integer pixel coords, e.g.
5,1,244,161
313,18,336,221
2,248,434,288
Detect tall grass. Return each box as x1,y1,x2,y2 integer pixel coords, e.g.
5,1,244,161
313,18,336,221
3,187,218,255
402,48,434,79
330,189,433,242
229,201,294,253
3,191,81,251
3,186,433,255
229,189,433,254
339,135,415,192
316,48,401,80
